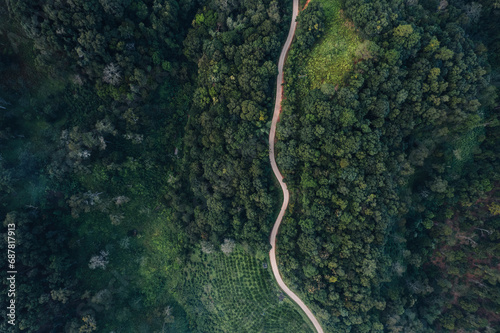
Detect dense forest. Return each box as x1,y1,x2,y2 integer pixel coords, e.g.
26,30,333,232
0,0,195,331
175,0,287,249
0,0,297,331
275,0,500,331
0,0,499,332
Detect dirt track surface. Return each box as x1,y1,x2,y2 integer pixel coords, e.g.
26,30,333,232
268,1,324,332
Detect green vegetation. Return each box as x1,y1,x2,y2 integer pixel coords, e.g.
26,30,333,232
448,126,484,175
274,0,500,331
0,0,312,332
423,188,500,331
1,0,499,332
1,0,193,330
0,27,191,329
303,0,363,88
180,246,313,332
177,0,289,250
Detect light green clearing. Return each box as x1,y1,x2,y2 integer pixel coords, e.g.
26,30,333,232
449,126,485,175
180,247,314,333
304,0,363,89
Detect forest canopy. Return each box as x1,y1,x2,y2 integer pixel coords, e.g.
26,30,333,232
0,0,499,332
274,0,500,331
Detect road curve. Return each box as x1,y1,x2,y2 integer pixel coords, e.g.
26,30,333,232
268,1,324,333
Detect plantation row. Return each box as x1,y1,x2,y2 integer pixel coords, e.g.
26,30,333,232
179,248,313,333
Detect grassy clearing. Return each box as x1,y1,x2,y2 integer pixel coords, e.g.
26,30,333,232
303,0,362,89
180,246,313,333
449,126,485,175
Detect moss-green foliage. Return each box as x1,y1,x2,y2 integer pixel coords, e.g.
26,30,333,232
448,127,485,175
8,0,195,103
69,206,190,332
0,0,311,331
180,247,313,333
274,0,499,331
179,0,287,248
303,0,363,88
1,11,191,330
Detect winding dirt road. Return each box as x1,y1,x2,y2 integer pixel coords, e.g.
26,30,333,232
268,1,324,333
